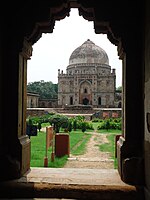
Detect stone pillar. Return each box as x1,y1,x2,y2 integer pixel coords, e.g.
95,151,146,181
0,37,33,180
18,40,33,176
144,0,150,198
117,37,144,185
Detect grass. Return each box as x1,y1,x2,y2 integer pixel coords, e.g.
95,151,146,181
30,129,91,167
30,122,121,169
99,132,121,168
71,133,91,155
97,129,122,134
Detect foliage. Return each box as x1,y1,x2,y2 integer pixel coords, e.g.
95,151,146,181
105,119,110,130
67,120,72,132
37,122,42,132
27,80,58,99
26,113,55,125
48,114,69,133
71,116,94,130
72,119,77,131
26,118,33,125
91,118,99,122
81,121,86,133
97,118,122,130
116,86,122,92
27,114,94,134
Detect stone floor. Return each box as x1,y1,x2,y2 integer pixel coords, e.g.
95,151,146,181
0,167,145,200
19,167,127,186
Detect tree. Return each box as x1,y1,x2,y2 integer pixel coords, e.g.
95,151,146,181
48,114,68,133
116,86,122,92
27,80,58,99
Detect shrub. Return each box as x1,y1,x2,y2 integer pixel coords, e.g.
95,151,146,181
92,118,99,122
81,122,86,133
97,118,122,130
73,119,77,131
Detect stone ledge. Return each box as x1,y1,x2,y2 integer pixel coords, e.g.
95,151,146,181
0,168,145,199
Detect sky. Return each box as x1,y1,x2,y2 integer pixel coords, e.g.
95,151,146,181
27,9,122,88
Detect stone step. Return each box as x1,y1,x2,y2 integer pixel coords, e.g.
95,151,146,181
0,168,144,200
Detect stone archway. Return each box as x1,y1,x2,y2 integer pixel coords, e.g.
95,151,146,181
1,0,144,187
79,80,92,105
82,97,89,105
22,3,144,185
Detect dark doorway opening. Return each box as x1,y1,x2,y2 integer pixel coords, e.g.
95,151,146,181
83,97,89,105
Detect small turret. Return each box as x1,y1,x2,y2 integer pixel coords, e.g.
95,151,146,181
112,68,116,75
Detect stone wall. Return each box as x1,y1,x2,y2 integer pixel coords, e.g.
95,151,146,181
26,109,50,118
92,109,122,119
144,0,150,198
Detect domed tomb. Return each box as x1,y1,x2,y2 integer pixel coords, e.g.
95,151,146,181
58,39,116,108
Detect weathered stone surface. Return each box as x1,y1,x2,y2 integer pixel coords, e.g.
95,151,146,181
58,39,116,108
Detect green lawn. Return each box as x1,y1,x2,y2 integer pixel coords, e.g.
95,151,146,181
30,123,122,168
30,130,91,167
92,122,100,130
97,129,122,134
99,132,121,168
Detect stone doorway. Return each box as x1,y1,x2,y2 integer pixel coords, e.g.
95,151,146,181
82,97,89,105
0,1,144,192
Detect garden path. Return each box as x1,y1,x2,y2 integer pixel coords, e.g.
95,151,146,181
63,130,114,169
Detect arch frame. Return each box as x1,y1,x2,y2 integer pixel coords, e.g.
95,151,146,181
1,0,144,186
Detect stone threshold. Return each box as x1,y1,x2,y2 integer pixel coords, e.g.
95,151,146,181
0,167,144,200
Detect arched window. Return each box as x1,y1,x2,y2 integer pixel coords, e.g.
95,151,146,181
31,99,33,108
70,96,73,105
98,97,101,105
84,88,87,93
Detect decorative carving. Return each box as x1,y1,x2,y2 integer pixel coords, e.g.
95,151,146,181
79,79,92,84
21,39,32,59
117,40,125,60
78,6,94,21
26,4,70,45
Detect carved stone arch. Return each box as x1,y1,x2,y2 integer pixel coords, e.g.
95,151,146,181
18,0,125,173
79,80,92,87
23,0,124,60
25,4,71,45
79,80,92,105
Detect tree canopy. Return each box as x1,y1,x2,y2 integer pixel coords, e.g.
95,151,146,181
27,80,58,99
116,86,122,92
